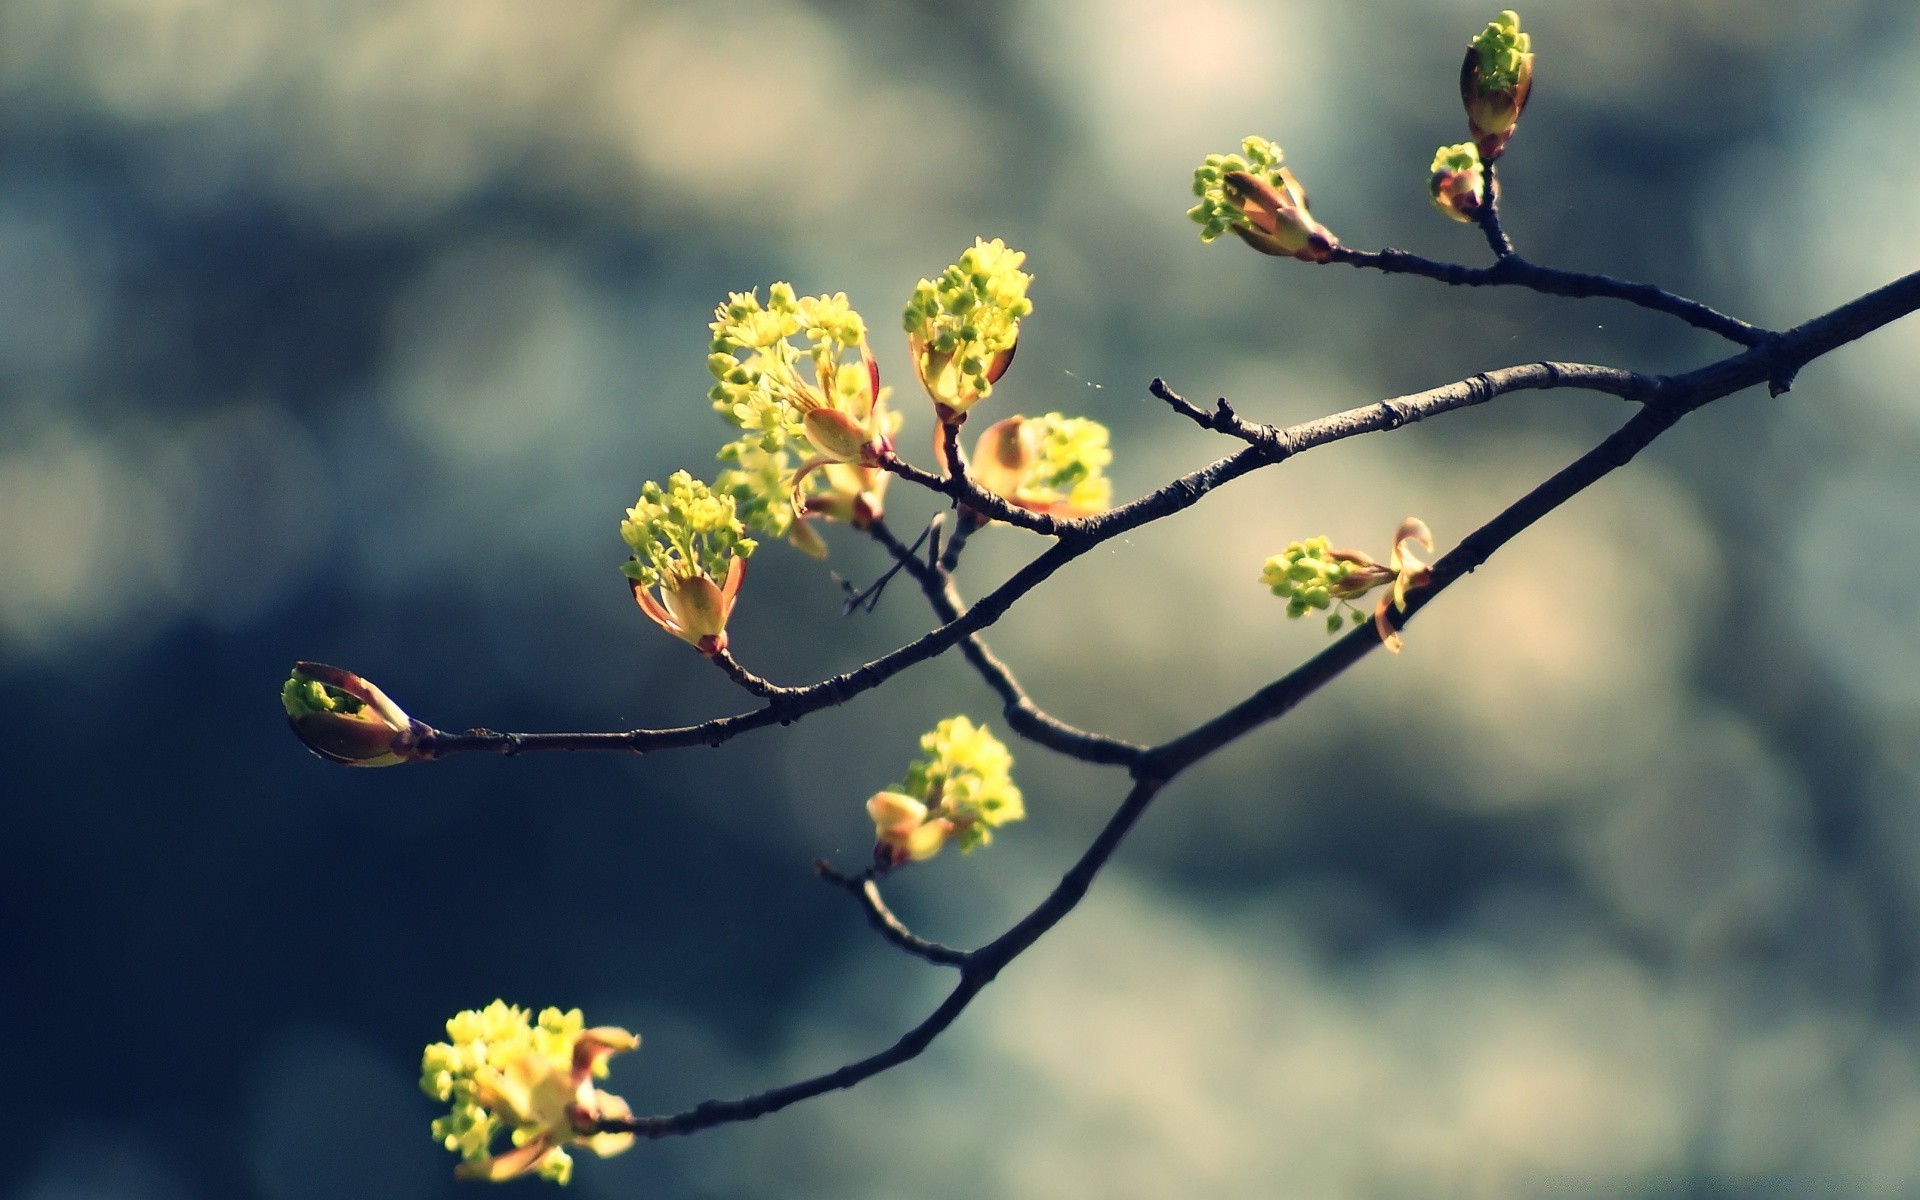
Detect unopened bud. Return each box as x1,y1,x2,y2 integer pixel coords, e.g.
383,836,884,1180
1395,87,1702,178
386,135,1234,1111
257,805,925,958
281,662,425,766
1461,10,1534,161
803,408,882,465
1429,142,1489,223
1221,169,1338,262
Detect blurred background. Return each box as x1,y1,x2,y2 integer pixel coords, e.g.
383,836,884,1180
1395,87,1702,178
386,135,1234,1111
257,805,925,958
5,0,1920,1196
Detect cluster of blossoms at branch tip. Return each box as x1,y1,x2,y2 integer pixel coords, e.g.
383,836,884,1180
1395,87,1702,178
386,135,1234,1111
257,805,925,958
1261,518,1435,653
1189,136,1337,263
868,716,1024,867
421,1001,639,1185
620,471,755,656
281,661,423,766
950,411,1113,519
903,237,1034,421
1429,142,1489,224
1462,10,1533,161
717,435,890,559
709,283,894,473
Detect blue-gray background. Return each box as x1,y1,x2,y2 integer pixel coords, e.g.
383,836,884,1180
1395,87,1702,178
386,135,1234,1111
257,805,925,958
6,1,1920,1197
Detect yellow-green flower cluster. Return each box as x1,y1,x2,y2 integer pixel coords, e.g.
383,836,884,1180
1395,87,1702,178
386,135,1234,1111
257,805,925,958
1429,141,1488,223
708,284,879,456
421,1000,639,1185
1469,10,1531,93
1462,10,1534,160
620,471,754,653
1188,136,1289,243
1026,414,1112,514
715,436,802,543
281,672,360,720
867,717,1024,865
1261,536,1375,633
1261,519,1436,652
968,413,1113,518
620,471,755,593
1188,137,1337,261
903,238,1034,418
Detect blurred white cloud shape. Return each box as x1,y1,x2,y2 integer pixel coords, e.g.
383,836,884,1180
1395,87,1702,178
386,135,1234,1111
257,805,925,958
0,423,150,654
0,200,108,375
7,0,981,232
151,404,333,628
386,239,600,464
1013,0,1328,189
740,871,1705,1199
1784,460,1920,710
0,405,329,656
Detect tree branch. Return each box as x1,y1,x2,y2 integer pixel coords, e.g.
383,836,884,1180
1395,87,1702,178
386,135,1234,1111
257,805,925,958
581,265,1920,1146
812,860,970,968
866,519,1146,767
1330,246,1767,346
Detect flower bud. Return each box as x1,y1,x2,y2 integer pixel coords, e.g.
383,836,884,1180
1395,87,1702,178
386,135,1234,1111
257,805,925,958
1189,138,1339,263
803,408,882,466
1222,168,1337,262
281,661,425,766
903,239,1033,420
1428,142,1489,223
944,413,1113,519
868,791,952,864
966,415,1042,499
622,473,754,656
1461,10,1534,161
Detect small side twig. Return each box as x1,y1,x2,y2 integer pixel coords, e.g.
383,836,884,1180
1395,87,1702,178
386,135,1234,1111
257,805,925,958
813,859,970,968
878,450,1068,537
839,521,932,614
1329,245,1767,346
867,519,1146,767
709,649,802,701
1475,158,1516,258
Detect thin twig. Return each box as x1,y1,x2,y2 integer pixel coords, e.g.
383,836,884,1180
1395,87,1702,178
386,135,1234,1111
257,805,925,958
710,649,802,700
1474,157,1516,259
839,521,931,615
866,519,1146,767
580,266,1920,1143
402,270,1916,766
879,448,1064,536
934,510,980,574
606,777,1166,1140
813,860,970,968
1150,359,1657,456
1330,246,1767,346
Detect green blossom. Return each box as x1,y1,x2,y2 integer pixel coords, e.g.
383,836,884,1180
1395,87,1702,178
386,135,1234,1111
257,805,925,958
708,285,887,464
1026,414,1112,514
1188,135,1288,242
1188,137,1337,261
903,238,1034,418
1462,10,1535,159
421,1000,639,1185
1469,10,1531,92
1261,520,1435,652
1261,536,1375,628
620,471,755,592
967,412,1113,518
868,717,1025,865
620,472,755,654
715,436,802,543
1429,141,1488,223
